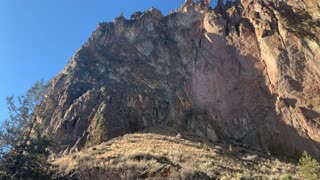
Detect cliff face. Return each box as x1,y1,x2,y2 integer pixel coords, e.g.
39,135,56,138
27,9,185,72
37,0,320,156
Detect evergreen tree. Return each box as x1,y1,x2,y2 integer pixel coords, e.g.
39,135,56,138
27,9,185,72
0,80,52,179
298,151,320,180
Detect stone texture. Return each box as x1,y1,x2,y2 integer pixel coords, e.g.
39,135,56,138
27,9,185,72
37,0,320,156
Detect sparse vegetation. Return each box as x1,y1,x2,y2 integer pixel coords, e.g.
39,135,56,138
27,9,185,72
201,143,210,151
87,115,108,147
298,151,320,180
281,174,293,180
52,132,298,179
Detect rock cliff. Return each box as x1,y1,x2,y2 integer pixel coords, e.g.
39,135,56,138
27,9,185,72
37,0,320,156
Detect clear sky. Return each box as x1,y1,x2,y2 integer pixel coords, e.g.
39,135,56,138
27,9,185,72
0,0,218,121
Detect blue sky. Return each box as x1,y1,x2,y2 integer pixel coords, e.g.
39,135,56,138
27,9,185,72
0,0,218,121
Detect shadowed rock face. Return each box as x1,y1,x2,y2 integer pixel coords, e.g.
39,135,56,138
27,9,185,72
37,0,320,156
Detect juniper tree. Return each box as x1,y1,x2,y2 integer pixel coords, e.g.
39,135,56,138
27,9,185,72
0,80,52,179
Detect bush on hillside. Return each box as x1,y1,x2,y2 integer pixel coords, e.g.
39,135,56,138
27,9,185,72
298,151,319,180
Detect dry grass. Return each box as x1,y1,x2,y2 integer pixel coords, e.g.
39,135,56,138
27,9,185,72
52,132,298,179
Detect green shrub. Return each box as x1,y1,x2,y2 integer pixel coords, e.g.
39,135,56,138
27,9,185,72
86,115,107,148
298,151,320,180
201,143,209,151
281,174,293,180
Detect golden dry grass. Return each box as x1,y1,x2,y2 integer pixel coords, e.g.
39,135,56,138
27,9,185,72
52,132,298,179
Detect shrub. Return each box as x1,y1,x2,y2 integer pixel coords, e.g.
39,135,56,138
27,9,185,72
91,116,107,146
298,151,319,180
281,174,293,180
85,115,107,148
202,143,209,151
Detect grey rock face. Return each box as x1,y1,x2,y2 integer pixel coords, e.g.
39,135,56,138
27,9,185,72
37,0,320,156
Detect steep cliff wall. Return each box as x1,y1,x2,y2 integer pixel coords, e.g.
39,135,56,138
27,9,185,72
37,0,320,156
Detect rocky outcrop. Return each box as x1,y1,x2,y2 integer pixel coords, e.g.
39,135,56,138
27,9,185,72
37,0,320,156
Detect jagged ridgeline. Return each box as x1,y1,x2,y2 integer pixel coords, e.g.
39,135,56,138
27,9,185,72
36,0,320,157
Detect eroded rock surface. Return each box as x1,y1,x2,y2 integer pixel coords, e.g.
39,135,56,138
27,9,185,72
37,0,320,156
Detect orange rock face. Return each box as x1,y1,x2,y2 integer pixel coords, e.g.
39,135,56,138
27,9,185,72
38,0,320,156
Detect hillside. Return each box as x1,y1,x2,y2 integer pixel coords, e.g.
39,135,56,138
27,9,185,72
52,129,298,179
